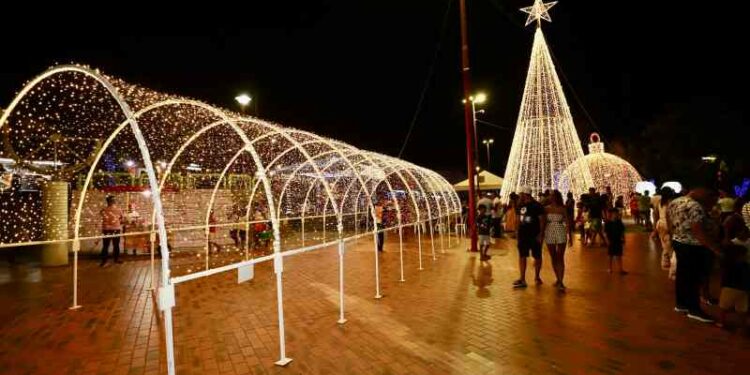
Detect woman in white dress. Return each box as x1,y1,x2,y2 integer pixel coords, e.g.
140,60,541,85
542,190,572,291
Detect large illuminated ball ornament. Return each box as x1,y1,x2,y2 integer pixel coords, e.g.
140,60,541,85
559,133,642,200
636,181,657,196
661,181,682,194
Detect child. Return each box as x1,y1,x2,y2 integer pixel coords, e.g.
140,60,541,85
604,208,627,274
477,205,493,261
717,227,750,330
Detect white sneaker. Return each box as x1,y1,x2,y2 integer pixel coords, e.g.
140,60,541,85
687,312,715,323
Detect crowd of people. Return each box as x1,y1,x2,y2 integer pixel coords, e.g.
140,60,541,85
659,187,749,329
467,184,750,331
471,187,627,292
97,196,274,267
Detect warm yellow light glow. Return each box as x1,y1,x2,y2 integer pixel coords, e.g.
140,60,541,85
559,134,642,202
474,93,487,104
0,64,464,250
521,0,558,27
500,4,591,202
235,94,252,106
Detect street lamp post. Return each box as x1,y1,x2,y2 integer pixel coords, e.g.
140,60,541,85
470,93,486,169
463,93,487,195
458,0,478,252
482,138,494,169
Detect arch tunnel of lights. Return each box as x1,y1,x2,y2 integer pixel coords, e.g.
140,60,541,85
0,65,461,374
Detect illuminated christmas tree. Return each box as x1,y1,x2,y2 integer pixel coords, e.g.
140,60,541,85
500,0,592,201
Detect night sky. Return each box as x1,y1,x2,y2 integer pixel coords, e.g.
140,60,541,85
1,1,746,182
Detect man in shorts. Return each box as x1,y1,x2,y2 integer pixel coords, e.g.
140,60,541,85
586,188,607,247
513,186,545,289
477,205,493,261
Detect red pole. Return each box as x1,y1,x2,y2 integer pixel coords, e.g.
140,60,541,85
459,0,478,252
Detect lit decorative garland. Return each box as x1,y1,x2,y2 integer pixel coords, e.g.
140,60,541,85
500,0,591,201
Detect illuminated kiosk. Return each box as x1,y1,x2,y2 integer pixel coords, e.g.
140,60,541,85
0,65,461,374
559,133,642,201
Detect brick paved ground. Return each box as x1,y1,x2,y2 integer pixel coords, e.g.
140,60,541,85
1,229,749,375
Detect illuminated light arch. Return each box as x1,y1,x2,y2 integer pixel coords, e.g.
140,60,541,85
0,65,461,374
0,65,178,373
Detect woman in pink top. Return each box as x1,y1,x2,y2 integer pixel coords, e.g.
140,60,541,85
100,195,124,266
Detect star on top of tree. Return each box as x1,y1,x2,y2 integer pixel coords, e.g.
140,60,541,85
520,0,558,27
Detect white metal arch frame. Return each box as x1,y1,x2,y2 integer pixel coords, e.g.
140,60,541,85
281,131,402,297
242,131,415,297
199,120,347,308
297,148,361,242
371,155,435,269
83,98,287,371
0,66,461,375
148,117,235,288
331,142,458,232
0,65,178,374
424,168,461,214
336,151,458,258
326,151,425,280
383,158,441,261
297,148,382,243
340,156,434,273
232,119,344,227
415,167,454,247
113,102,267,292
395,160,454,250
237,146,349,247
238,137,358,245
414,166,461,243
267,129,382,221
127,100,292,366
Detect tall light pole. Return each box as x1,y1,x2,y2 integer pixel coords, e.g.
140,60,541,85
458,0,478,252
235,93,252,115
463,93,487,195
470,92,486,173
482,138,494,169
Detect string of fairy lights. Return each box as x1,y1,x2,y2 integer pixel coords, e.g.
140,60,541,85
501,0,594,201
0,64,460,274
559,133,642,202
